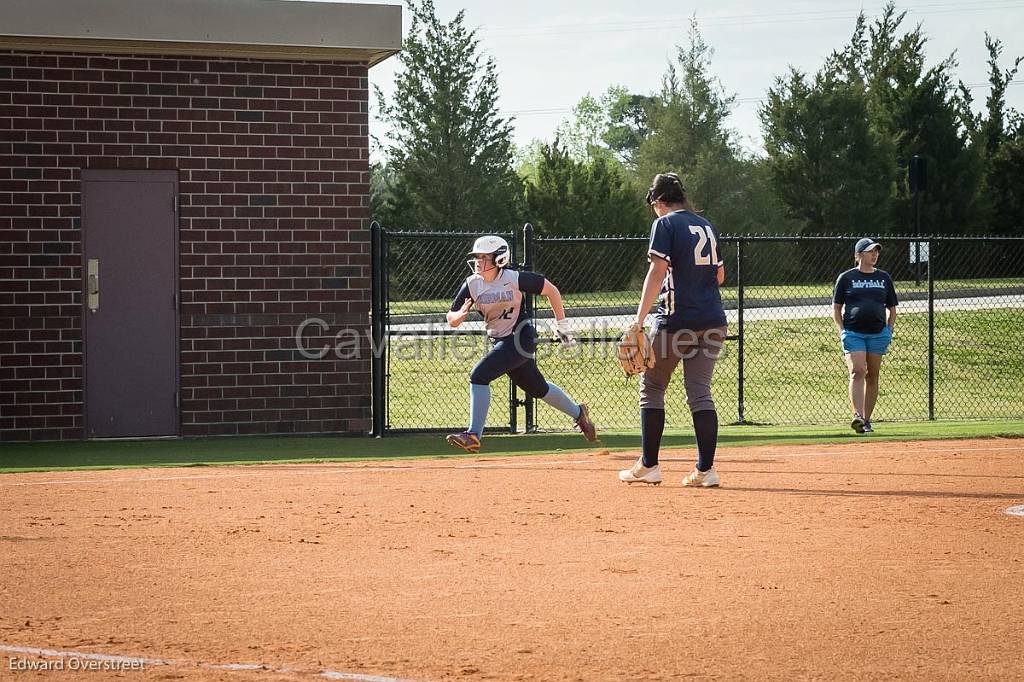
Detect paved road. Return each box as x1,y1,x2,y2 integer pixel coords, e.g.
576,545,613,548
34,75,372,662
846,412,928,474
389,293,1023,336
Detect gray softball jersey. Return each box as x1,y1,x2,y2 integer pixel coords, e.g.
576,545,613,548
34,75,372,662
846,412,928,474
450,269,545,339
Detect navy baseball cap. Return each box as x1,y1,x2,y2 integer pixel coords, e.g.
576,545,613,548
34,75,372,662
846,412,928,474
855,238,881,253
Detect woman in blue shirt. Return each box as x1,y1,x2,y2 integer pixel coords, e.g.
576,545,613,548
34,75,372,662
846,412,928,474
832,238,899,434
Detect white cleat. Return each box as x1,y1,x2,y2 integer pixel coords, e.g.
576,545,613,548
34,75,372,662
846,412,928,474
618,458,662,485
681,467,720,488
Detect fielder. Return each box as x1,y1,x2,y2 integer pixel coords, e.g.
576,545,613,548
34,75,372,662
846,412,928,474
619,173,727,487
445,235,598,453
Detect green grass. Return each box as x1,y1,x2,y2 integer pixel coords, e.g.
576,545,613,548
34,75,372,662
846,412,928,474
389,277,1023,316
8,305,1012,474
386,308,1024,430
2,420,1021,473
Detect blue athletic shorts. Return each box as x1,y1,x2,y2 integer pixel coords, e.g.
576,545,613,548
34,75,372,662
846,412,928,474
841,327,892,355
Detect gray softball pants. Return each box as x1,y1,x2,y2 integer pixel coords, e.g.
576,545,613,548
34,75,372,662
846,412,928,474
639,326,728,412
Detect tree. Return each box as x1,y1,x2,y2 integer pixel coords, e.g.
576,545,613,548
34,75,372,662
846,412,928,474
761,4,988,236
626,18,788,235
520,20,785,238
369,160,415,229
524,140,648,237
522,140,650,291
552,94,609,163
978,34,1021,161
537,20,788,237
976,34,1023,235
848,5,982,235
374,0,522,230
518,88,651,239
760,59,895,233
603,87,654,168
549,86,655,168
989,123,1024,236
633,18,736,192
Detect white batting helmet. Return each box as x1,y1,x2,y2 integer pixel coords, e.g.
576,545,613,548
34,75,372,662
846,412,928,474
468,235,511,268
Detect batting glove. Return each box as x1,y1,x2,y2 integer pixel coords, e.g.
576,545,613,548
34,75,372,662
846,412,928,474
554,318,577,348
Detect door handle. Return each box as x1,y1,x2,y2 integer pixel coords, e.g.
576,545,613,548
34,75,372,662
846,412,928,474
87,258,99,312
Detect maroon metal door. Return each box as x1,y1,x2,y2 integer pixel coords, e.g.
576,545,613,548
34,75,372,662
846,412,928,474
82,170,179,438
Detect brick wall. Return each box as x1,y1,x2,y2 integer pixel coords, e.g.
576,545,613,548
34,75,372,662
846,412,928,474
0,52,372,441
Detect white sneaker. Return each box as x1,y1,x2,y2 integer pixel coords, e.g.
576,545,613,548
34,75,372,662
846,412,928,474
681,467,720,488
618,458,662,485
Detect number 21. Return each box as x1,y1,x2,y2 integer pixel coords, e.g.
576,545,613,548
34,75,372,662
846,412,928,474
689,225,720,266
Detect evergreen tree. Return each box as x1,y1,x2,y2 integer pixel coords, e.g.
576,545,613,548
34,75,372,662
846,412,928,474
761,4,988,236
524,140,648,237
629,18,790,234
760,58,895,233
989,120,1024,236
523,140,649,291
978,35,1022,160
976,34,1023,235
374,0,522,230
848,5,981,235
633,18,736,195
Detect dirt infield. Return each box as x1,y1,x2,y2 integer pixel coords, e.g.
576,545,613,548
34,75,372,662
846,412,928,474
1,438,1022,681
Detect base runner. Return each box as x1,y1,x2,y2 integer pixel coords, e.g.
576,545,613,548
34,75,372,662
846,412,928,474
445,235,598,453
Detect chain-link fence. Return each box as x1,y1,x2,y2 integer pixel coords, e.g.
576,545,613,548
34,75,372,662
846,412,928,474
371,225,1024,434
371,228,519,434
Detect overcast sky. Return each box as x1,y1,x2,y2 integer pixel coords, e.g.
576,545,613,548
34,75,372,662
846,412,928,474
361,0,1024,156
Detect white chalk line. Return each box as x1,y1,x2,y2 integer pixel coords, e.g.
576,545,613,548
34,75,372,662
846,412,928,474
0,644,416,681
1,444,1022,488
715,443,1024,460
0,457,597,487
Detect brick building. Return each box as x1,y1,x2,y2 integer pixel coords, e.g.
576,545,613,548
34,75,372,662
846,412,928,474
0,0,401,440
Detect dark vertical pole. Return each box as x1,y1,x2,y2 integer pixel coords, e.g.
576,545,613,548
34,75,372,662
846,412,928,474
508,229,518,434
370,222,384,437
927,238,935,420
381,227,390,432
523,223,536,433
911,154,924,287
914,191,922,286
736,239,745,424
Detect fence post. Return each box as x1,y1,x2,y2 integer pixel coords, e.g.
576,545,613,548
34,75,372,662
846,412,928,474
914,192,922,286
736,238,746,424
370,221,385,437
508,229,519,434
927,237,935,420
523,223,536,433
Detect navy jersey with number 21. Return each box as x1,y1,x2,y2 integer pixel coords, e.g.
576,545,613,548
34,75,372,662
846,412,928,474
647,210,727,332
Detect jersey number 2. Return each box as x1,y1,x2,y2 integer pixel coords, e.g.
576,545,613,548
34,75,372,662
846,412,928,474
689,225,720,266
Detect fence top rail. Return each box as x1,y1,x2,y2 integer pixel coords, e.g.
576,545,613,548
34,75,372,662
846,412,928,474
534,235,649,242
384,229,514,239
529,234,1024,243
376,226,1024,243
717,234,1024,242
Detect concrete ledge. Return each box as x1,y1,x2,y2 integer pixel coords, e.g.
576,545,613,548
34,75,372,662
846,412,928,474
0,0,401,65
